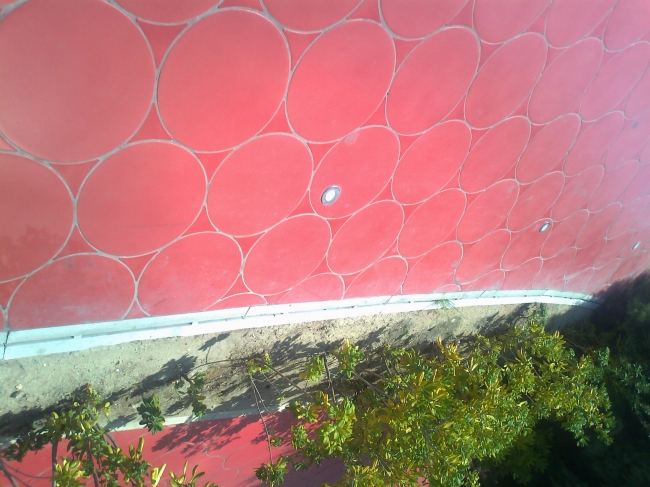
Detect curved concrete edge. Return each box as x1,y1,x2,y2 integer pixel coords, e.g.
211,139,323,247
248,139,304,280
1,290,602,360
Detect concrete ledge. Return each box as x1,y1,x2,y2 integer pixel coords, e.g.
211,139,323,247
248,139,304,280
2,290,600,360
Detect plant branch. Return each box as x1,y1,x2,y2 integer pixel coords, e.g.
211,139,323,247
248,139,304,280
267,365,312,401
249,375,273,464
85,443,100,487
51,441,58,487
350,371,389,404
323,354,337,405
0,459,20,487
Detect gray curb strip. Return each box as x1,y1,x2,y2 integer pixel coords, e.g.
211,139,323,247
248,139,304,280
1,290,602,361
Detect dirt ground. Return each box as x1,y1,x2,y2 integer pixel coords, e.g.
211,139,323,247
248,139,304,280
0,303,592,439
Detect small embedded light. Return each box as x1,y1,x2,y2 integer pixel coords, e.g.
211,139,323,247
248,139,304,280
539,222,551,233
321,185,341,205
633,241,641,250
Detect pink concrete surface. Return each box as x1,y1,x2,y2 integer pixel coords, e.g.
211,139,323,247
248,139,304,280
1,0,650,332
0,412,345,487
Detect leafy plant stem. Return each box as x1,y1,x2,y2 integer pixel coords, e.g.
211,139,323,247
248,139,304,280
323,354,337,404
249,375,273,464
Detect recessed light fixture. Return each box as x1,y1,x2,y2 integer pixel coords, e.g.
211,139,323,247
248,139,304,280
633,241,641,250
539,222,551,233
321,185,341,205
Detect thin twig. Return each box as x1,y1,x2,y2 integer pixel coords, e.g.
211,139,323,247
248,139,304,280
104,432,118,449
364,370,387,382
0,459,20,487
93,425,118,449
350,371,389,404
323,355,337,404
249,375,273,464
85,443,100,487
51,441,58,487
267,365,311,401
259,371,285,400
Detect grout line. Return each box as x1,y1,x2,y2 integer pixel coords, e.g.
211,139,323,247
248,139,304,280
2,290,601,361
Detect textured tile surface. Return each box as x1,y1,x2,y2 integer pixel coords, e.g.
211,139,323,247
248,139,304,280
1,0,650,333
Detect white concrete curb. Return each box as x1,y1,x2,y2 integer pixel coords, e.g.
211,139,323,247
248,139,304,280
2,290,602,360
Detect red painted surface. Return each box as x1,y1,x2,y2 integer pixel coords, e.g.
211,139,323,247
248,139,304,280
0,412,345,487
1,0,650,333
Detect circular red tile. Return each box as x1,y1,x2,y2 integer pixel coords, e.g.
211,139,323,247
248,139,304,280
589,161,639,212
541,209,589,258
642,142,650,163
264,0,360,31
564,112,624,176
533,247,576,288
439,283,462,292
0,0,154,162
466,34,547,128
207,293,266,311
545,0,617,47
456,230,510,284
328,201,403,274
528,38,602,124
208,135,312,236
594,229,635,268
457,180,519,243
636,206,650,230
398,189,465,258
392,121,471,204
159,10,289,151
611,253,645,282
387,27,478,135
565,268,595,293
508,172,564,232
139,233,241,315
288,20,394,142
626,69,650,119
580,43,650,121
605,114,650,169
604,0,650,51
460,117,530,193
9,255,134,329
473,0,549,43
622,228,650,258
244,215,330,294
516,115,581,184
344,257,407,299
381,0,468,39
0,154,73,282
78,143,205,256
551,166,604,221
619,164,650,204
310,127,399,218
501,220,551,270
502,258,542,290
279,274,344,304
587,259,621,293
463,269,505,291
576,203,621,248
567,238,606,277
608,195,650,238
402,242,462,294
116,0,218,23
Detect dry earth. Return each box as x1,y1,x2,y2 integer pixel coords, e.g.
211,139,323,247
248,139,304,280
0,303,592,439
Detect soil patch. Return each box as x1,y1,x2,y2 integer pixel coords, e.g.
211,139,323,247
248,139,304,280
0,303,591,439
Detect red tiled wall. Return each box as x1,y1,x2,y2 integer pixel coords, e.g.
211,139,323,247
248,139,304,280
2,0,650,331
